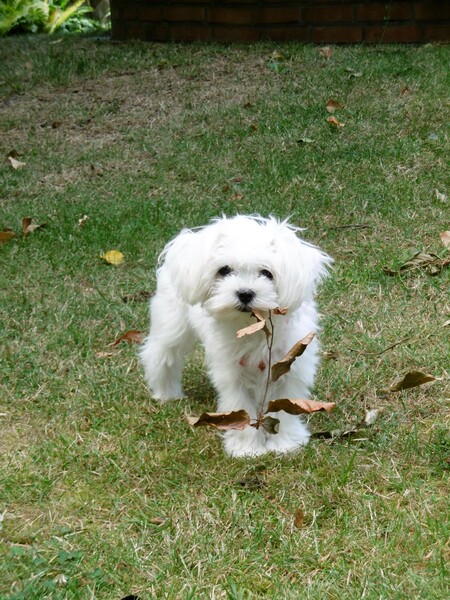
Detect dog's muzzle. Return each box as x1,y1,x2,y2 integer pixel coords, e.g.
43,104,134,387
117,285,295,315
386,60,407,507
236,288,255,311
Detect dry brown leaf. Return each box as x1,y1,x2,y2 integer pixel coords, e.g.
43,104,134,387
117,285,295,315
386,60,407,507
383,251,449,276
95,351,114,358
0,230,16,244
267,398,336,415
237,319,267,338
149,517,165,525
237,310,270,338
8,156,26,169
319,46,333,59
364,408,382,426
189,410,251,431
327,116,345,128
257,415,280,434
271,333,315,382
111,330,144,347
440,231,450,249
273,307,288,315
122,290,152,303
22,217,46,237
294,508,305,529
326,99,343,113
435,190,447,203
389,371,437,392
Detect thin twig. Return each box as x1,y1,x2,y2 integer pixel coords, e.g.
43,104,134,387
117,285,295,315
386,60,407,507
256,310,274,427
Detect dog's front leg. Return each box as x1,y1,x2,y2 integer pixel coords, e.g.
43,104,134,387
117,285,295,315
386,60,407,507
140,285,194,402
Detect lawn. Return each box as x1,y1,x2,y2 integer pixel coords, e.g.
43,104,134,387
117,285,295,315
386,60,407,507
0,34,449,599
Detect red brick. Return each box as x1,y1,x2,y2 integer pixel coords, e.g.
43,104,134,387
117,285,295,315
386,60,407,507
423,24,450,41
257,7,301,25
302,6,354,23
163,6,206,22
139,6,164,21
355,3,412,22
168,24,213,41
208,7,255,25
311,26,363,43
414,2,450,20
111,22,126,41
364,24,421,43
213,26,260,42
262,26,309,42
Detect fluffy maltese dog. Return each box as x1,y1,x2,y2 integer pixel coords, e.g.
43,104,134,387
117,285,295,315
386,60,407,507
140,215,331,457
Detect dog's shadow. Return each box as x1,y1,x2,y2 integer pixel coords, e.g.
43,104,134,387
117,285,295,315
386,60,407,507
181,346,217,410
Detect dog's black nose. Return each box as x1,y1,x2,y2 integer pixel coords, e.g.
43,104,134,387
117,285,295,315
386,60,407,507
236,289,255,305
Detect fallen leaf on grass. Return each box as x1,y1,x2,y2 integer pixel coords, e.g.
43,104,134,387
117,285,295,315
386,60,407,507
364,408,382,426
267,398,336,415
319,46,333,59
271,333,315,382
78,215,89,227
311,409,381,441
383,251,449,276
188,410,251,431
95,351,114,358
111,330,144,347
389,370,437,392
297,137,315,145
8,156,26,170
100,250,124,265
327,116,345,129
122,290,152,303
440,231,450,249
294,508,305,529
435,190,447,203
149,517,166,525
345,67,363,78
326,99,343,113
22,217,47,237
0,230,16,243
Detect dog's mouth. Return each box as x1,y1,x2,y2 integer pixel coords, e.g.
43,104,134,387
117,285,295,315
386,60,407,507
237,304,253,313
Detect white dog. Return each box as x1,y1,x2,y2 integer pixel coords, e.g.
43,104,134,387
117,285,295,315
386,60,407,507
140,215,331,457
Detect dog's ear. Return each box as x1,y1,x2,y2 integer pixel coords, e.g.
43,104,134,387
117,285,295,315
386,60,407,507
158,227,217,305
272,224,332,310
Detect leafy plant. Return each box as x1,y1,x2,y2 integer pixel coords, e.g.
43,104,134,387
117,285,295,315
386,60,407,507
0,0,48,35
0,0,106,35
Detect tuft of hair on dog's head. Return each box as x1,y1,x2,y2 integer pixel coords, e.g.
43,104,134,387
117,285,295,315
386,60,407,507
158,214,332,314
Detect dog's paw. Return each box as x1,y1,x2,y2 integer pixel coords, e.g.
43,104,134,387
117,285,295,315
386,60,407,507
151,387,185,402
223,428,269,457
222,416,310,457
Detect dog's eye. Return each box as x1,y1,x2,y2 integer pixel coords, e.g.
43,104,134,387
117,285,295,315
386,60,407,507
260,269,273,280
218,266,232,277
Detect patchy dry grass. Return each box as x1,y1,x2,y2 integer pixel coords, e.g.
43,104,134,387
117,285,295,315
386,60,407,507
0,35,449,599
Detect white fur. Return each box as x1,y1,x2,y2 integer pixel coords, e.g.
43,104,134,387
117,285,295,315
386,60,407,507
140,215,332,457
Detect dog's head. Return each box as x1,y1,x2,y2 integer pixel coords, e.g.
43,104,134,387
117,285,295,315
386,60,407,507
160,215,331,316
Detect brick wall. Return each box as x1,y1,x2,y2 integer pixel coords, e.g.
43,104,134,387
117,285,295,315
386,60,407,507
110,1,450,44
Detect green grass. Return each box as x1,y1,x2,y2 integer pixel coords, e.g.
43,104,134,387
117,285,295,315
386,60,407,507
1,34,449,599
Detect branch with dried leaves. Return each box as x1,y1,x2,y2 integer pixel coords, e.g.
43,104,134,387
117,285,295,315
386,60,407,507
188,309,336,435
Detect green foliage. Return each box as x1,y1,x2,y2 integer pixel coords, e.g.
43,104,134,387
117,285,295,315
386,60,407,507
0,0,108,35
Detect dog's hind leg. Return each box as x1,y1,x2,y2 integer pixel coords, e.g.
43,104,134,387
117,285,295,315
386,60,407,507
140,283,195,402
